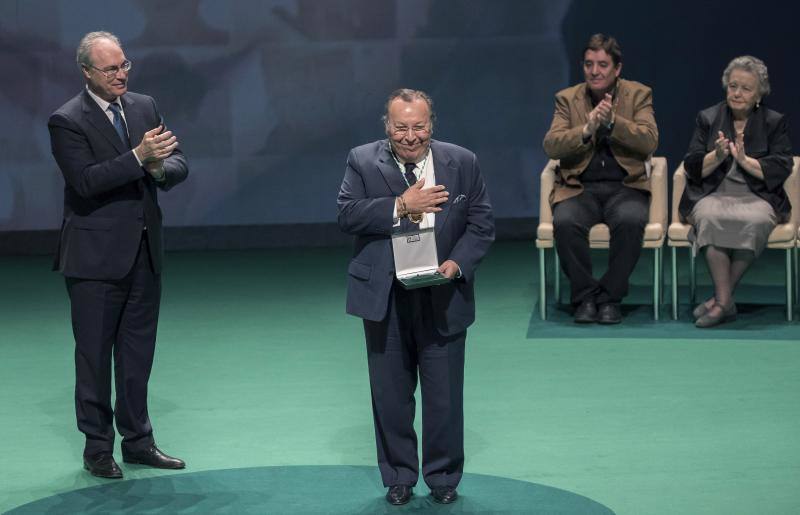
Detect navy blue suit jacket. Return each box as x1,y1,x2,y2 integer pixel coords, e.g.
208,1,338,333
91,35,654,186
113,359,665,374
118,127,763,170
49,90,188,280
337,139,494,337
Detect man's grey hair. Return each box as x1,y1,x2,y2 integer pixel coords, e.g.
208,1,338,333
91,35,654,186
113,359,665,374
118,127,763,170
722,55,770,97
381,88,436,128
76,31,122,69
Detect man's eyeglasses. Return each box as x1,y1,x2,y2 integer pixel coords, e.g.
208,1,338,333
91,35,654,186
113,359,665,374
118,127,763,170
391,125,431,136
85,60,132,80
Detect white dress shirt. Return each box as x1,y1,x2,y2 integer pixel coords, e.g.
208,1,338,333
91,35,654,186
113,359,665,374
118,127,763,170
391,146,435,229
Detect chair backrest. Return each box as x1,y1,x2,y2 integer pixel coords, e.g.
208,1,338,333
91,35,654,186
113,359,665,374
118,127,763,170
786,157,800,227
648,157,668,228
538,159,559,226
538,157,667,247
539,158,665,225
671,163,687,224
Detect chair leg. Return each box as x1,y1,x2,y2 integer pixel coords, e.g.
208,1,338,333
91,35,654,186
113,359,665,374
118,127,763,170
786,249,793,322
793,246,800,310
671,246,678,320
660,246,665,306
689,248,696,305
554,250,561,305
653,247,660,321
539,247,547,321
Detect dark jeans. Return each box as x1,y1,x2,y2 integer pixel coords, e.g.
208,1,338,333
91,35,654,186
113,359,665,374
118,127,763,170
66,235,160,457
553,181,649,305
363,284,465,489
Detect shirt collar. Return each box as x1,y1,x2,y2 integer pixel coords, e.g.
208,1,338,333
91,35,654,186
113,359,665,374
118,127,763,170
85,85,120,112
388,141,432,168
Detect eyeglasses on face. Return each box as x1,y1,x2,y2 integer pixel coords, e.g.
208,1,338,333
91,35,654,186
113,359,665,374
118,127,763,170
391,125,431,136
86,60,132,80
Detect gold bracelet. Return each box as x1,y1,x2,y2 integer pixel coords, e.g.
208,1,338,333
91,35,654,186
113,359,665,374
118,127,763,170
397,196,407,218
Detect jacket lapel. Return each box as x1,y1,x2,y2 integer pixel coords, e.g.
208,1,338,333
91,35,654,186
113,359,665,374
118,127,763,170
82,90,128,155
718,103,734,142
120,94,145,149
572,85,590,125
715,103,768,156
432,141,457,234
744,104,768,155
376,140,409,196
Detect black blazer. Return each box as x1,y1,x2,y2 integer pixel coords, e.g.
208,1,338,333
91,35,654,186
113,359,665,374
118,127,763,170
679,101,792,221
48,90,188,280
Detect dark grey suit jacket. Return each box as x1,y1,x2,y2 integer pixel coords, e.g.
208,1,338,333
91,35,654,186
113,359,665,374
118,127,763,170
337,139,494,337
49,89,188,279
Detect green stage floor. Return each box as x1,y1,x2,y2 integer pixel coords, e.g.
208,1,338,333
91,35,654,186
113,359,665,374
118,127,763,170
1,241,798,514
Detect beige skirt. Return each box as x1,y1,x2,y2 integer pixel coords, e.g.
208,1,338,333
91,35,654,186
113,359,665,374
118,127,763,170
689,175,776,257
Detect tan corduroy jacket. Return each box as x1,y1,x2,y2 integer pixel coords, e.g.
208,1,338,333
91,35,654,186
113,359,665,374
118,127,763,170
542,78,658,204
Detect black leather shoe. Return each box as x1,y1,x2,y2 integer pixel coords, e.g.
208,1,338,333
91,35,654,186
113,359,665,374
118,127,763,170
573,300,597,323
597,303,622,324
83,453,123,479
431,486,458,504
122,445,185,469
386,485,413,505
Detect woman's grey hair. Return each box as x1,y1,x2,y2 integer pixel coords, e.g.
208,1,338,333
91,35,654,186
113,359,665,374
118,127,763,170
381,88,436,128
76,31,122,69
722,55,770,97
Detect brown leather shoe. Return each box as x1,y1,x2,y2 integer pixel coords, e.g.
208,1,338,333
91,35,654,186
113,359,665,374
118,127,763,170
83,453,123,479
386,485,413,505
122,445,185,469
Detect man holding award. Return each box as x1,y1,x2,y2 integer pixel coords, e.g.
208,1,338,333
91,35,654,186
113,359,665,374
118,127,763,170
337,89,494,505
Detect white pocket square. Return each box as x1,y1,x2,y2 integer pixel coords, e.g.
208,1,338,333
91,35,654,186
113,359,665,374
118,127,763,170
452,194,467,204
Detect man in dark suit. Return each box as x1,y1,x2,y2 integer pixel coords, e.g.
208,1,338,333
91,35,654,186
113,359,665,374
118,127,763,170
48,31,188,479
337,89,494,505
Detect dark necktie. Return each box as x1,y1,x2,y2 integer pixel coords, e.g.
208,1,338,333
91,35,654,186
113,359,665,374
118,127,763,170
404,162,417,186
108,102,131,149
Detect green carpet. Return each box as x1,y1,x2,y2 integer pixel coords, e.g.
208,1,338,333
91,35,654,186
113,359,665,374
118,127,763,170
6,466,613,514
529,292,798,340
1,241,798,514
530,247,798,340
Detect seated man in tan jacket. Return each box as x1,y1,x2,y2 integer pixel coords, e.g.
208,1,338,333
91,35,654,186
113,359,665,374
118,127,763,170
542,34,658,324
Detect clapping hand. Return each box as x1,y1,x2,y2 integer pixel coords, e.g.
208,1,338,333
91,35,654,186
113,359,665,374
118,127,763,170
714,130,731,161
134,125,178,164
729,131,747,163
585,93,614,135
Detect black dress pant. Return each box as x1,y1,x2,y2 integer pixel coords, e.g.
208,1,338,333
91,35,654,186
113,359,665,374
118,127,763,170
553,181,649,305
66,234,160,457
363,284,466,489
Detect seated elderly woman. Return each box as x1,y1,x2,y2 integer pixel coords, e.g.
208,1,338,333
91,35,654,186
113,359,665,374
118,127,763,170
679,55,792,327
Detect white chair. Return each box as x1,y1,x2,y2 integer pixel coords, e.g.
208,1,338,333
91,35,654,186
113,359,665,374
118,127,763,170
536,157,668,320
668,157,800,321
